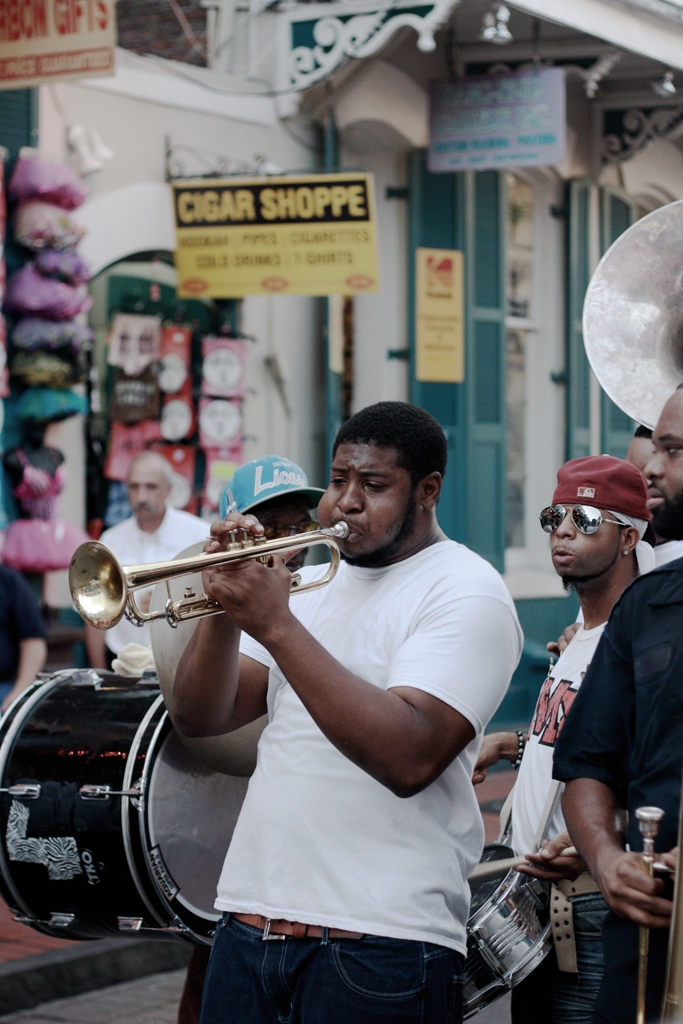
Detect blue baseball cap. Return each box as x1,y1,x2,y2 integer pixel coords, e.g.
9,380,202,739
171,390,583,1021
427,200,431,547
219,456,325,518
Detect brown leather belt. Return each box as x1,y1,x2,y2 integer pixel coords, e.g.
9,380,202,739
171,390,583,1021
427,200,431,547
232,913,364,941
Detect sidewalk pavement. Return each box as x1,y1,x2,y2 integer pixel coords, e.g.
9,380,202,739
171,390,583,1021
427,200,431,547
0,969,512,1024
0,968,187,1023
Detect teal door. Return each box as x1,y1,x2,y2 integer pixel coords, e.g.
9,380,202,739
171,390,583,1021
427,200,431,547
409,152,506,572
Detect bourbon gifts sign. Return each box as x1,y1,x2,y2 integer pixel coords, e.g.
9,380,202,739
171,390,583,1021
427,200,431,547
0,0,116,89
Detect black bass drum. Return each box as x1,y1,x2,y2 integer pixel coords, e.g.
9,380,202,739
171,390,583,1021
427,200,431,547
0,669,248,944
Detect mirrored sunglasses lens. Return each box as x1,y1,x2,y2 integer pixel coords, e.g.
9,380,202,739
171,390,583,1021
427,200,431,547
572,505,601,534
263,524,290,540
297,520,320,534
539,507,563,533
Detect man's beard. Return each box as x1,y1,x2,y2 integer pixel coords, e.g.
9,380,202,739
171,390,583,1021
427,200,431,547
341,493,418,568
561,544,621,593
652,489,683,540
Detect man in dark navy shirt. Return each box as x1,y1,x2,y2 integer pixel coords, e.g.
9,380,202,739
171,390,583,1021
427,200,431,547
554,387,683,1023
0,564,47,712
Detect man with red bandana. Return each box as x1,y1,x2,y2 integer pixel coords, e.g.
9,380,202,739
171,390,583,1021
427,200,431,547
475,455,653,1024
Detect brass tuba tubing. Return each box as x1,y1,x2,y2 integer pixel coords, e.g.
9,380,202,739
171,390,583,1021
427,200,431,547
69,521,349,630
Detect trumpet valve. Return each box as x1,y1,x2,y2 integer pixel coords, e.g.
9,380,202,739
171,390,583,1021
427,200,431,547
184,586,196,599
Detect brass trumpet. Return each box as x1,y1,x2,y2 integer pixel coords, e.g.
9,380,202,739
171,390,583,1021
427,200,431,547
69,521,349,630
634,807,664,1024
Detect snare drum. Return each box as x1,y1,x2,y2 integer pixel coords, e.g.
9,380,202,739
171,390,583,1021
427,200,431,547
0,669,247,944
464,844,551,1017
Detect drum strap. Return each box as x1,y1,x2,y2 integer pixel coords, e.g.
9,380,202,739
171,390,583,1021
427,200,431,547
550,872,602,974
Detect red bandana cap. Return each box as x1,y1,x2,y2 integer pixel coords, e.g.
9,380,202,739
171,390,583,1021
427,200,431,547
552,455,651,521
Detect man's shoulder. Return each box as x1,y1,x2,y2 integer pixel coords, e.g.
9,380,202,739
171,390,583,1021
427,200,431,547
617,558,683,608
164,507,209,539
0,564,20,592
100,517,135,546
427,540,514,599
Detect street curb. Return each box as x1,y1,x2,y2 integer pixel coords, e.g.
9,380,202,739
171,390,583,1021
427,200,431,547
0,937,192,1015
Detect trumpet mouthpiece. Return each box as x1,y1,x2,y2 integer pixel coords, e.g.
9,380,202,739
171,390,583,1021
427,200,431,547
329,521,349,539
636,806,665,838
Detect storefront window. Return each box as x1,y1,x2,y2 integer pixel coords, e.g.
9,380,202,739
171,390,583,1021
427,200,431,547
506,174,533,550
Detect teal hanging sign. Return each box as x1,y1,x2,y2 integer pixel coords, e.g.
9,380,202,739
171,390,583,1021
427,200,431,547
429,67,565,173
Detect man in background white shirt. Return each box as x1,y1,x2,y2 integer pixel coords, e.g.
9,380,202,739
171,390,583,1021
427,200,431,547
84,451,208,669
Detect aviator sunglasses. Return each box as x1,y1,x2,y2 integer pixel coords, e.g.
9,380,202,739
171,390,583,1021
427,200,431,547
539,505,627,535
262,520,320,541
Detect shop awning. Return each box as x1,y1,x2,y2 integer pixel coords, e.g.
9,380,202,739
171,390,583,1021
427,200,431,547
510,0,683,71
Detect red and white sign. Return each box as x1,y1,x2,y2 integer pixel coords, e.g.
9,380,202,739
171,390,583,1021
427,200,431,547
0,0,117,90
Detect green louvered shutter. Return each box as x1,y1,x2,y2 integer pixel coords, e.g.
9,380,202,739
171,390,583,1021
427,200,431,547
566,178,592,461
465,170,506,571
409,153,506,571
323,118,342,469
600,187,636,456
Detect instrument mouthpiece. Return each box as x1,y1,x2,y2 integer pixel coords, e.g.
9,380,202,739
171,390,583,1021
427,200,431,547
636,806,665,838
329,521,349,539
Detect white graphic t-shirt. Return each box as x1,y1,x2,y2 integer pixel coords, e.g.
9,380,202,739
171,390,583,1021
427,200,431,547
511,622,605,856
215,541,523,955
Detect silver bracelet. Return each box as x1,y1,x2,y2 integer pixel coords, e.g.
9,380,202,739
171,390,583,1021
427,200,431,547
512,730,525,770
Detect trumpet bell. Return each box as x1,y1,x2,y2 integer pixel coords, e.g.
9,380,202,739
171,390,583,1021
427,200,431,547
583,198,683,430
69,542,127,630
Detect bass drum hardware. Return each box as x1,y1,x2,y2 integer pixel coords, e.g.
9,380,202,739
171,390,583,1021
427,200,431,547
0,669,247,944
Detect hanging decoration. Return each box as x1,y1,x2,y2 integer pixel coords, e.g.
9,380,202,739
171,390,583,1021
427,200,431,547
2,151,92,572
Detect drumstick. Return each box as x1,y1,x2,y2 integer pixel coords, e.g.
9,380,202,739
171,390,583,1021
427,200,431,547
468,847,578,882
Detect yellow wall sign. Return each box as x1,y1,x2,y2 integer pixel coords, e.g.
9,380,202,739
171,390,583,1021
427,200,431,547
415,248,464,383
172,173,379,298
0,0,116,89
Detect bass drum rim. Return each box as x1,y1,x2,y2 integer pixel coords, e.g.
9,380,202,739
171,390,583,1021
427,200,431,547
126,707,248,946
0,673,77,930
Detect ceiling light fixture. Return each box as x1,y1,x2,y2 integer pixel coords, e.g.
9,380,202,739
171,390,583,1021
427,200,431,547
479,4,513,46
653,70,676,98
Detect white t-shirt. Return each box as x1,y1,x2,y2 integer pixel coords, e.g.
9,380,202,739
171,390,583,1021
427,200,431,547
654,539,683,567
511,622,605,856
215,540,523,955
99,506,209,653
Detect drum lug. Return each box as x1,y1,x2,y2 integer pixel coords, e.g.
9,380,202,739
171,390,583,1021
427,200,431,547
117,915,191,935
118,916,144,931
0,783,41,799
48,912,77,929
79,781,143,801
12,911,77,929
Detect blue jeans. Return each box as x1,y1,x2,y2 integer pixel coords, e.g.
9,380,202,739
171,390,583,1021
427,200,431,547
512,893,609,1024
199,914,465,1024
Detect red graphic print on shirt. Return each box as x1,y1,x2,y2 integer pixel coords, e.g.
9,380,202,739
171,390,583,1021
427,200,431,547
530,676,580,748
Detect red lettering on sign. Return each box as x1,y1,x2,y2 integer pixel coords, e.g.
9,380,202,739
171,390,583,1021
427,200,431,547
0,0,48,42
180,278,209,295
261,276,289,291
345,273,374,290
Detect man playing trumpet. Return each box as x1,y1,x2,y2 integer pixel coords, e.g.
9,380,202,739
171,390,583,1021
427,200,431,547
173,401,522,1024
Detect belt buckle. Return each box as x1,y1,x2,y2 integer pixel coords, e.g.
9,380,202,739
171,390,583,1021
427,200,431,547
262,918,286,941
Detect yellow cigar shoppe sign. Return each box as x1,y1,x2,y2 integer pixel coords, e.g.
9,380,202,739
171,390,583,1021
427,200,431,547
172,173,379,298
